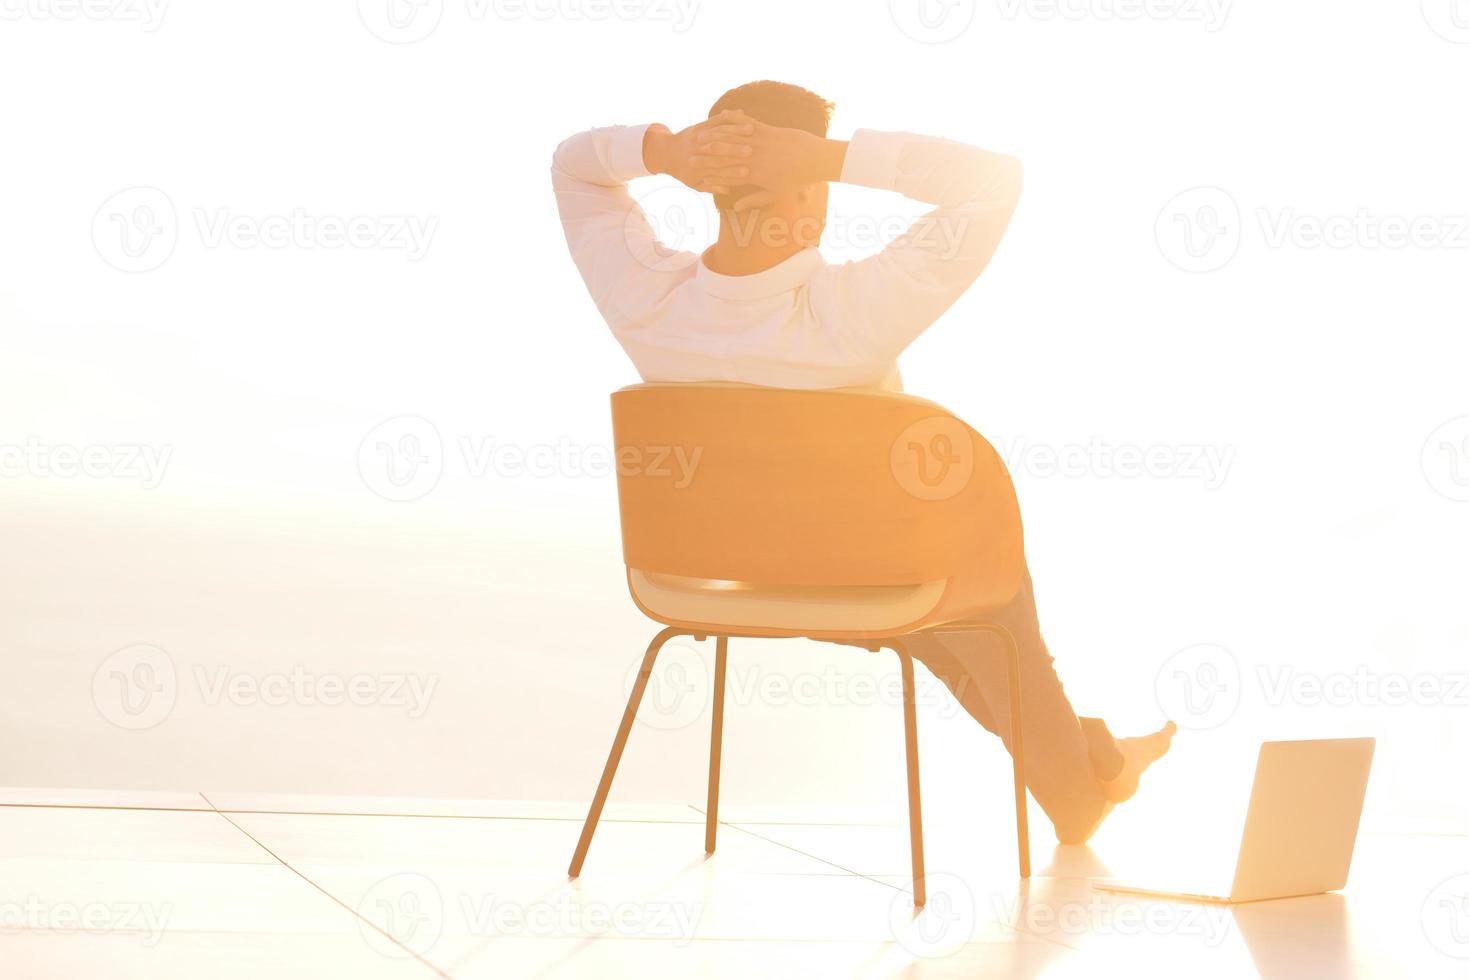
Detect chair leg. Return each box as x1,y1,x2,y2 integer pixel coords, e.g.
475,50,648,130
704,635,728,854
568,626,687,878
928,621,1031,879
891,640,927,907
994,625,1032,879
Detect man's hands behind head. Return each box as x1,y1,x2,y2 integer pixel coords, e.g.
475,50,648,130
646,110,848,211
643,112,756,194
688,110,847,211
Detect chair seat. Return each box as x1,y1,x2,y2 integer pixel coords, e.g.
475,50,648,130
628,569,947,637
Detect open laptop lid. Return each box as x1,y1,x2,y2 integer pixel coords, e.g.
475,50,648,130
1228,738,1375,902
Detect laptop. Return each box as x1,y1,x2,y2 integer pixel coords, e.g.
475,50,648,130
1095,738,1375,904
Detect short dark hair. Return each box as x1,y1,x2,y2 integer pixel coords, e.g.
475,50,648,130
708,80,834,137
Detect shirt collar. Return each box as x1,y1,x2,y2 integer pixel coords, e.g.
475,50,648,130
695,247,825,300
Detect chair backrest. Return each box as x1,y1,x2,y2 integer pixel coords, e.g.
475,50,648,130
611,383,1025,616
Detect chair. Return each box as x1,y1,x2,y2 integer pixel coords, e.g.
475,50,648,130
566,383,1031,906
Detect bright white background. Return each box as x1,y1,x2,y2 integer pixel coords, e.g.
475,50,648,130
2,0,1467,837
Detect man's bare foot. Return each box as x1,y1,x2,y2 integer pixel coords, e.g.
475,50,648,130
1099,722,1178,803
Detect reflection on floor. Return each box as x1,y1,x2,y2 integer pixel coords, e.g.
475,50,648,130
0,788,1464,979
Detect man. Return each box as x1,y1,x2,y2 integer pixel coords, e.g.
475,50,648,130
552,80,1173,844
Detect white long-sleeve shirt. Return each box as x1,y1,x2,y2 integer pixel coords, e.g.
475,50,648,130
551,124,1022,391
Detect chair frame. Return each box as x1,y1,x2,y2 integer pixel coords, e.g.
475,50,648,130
567,622,1030,908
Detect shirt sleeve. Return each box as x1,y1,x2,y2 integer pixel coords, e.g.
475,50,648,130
808,129,1023,369
550,124,698,329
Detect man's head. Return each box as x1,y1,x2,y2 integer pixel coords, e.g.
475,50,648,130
708,81,834,248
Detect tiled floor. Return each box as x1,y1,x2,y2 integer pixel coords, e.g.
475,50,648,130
1,788,1466,978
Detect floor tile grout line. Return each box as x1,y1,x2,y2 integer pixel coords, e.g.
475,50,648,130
205,810,698,824
691,805,1088,953
681,811,1075,952
688,804,901,891
0,802,218,813
0,801,698,823
2,799,1464,838
194,791,455,980
0,800,909,829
